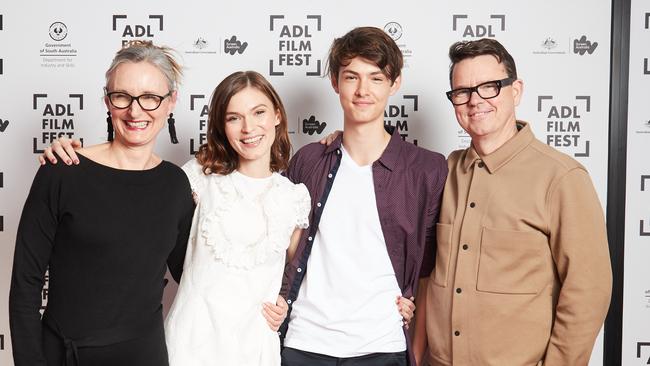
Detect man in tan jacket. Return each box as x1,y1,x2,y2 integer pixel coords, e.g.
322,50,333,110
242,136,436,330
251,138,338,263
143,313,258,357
413,38,612,366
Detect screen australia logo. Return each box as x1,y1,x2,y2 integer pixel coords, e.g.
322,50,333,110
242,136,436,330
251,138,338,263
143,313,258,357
224,35,248,55
573,35,597,55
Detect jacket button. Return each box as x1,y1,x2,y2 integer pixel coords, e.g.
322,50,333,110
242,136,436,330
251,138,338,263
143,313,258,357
454,330,460,336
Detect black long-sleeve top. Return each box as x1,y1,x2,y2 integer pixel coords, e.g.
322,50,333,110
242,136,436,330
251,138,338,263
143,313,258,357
9,154,194,366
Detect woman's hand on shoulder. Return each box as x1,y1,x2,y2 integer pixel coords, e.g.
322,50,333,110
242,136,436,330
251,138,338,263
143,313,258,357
38,137,82,166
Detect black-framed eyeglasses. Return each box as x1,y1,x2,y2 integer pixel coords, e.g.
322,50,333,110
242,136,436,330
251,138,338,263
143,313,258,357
104,89,172,111
446,77,515,106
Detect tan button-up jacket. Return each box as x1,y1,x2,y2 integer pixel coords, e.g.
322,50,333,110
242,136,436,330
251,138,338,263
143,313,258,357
426,122,612,366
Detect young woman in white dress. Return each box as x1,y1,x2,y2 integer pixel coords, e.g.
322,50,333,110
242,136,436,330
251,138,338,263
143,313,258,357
162,71,310,366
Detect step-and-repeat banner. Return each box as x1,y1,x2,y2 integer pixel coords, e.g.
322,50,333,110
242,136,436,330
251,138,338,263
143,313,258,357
623,1,650,365
0,1,613,365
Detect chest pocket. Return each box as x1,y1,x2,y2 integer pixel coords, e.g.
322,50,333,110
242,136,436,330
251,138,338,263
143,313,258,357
476,227,550,294
432,223,453,287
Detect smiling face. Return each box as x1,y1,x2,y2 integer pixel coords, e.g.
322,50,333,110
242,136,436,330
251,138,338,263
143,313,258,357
224,86,280,171
332,56,401,127
451,54,522,148
105,61,176,149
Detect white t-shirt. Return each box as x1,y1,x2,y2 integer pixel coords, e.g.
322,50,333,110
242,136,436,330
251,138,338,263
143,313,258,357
284,147,406,357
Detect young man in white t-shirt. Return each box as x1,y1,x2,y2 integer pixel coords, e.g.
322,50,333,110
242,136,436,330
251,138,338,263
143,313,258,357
280,26,448,366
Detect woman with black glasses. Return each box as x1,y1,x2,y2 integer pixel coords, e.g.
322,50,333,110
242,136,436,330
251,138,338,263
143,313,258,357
9,41,195,366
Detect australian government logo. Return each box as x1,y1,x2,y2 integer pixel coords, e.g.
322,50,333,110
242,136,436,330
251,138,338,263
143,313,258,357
184,37,217,55
384,94,419,145
384,21,413,68
538,95,591,158
269,15,322,76
32,93,84,153
40,21,78,68
532,37,567,55
112,14,163,46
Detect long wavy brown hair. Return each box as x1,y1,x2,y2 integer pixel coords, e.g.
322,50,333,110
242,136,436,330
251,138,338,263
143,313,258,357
196,71,291,175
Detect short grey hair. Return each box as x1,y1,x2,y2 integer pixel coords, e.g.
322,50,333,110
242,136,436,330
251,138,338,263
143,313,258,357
105,40,183,92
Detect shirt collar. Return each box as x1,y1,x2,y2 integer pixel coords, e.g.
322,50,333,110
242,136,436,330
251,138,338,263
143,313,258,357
325,126,403,171
461,121,535,174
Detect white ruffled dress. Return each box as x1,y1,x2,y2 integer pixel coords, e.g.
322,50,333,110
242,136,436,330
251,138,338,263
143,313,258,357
165,159,310,366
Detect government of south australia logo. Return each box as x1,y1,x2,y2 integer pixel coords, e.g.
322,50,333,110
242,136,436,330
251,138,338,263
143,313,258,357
384,22,403,41
573,35,597,55
49,22,68,41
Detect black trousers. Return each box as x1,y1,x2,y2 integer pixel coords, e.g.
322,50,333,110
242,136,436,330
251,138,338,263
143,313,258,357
281,347,407,366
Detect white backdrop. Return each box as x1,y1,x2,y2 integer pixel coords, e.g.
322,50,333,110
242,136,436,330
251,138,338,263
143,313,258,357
0,1,614,365
622,1,650,365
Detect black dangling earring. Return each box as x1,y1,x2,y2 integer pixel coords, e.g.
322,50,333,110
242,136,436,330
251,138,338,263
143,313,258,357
167,113,178,144
106,111,114,142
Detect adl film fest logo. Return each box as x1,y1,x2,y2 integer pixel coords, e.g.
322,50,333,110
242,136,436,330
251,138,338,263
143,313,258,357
269,15,322,76
452,14,505,38
188,94,209,155
112,14,163,46
385,95,419,145
537,95,591,158
32,94,84,153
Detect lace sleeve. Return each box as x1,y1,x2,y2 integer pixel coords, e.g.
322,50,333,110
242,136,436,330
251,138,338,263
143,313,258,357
181,158,207,203
294,183,311,229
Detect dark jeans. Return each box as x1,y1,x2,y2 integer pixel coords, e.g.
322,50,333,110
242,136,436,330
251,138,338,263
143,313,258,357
281,347,407,366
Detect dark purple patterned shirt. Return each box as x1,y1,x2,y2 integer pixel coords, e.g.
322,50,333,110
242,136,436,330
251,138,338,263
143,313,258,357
279,127,447,364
